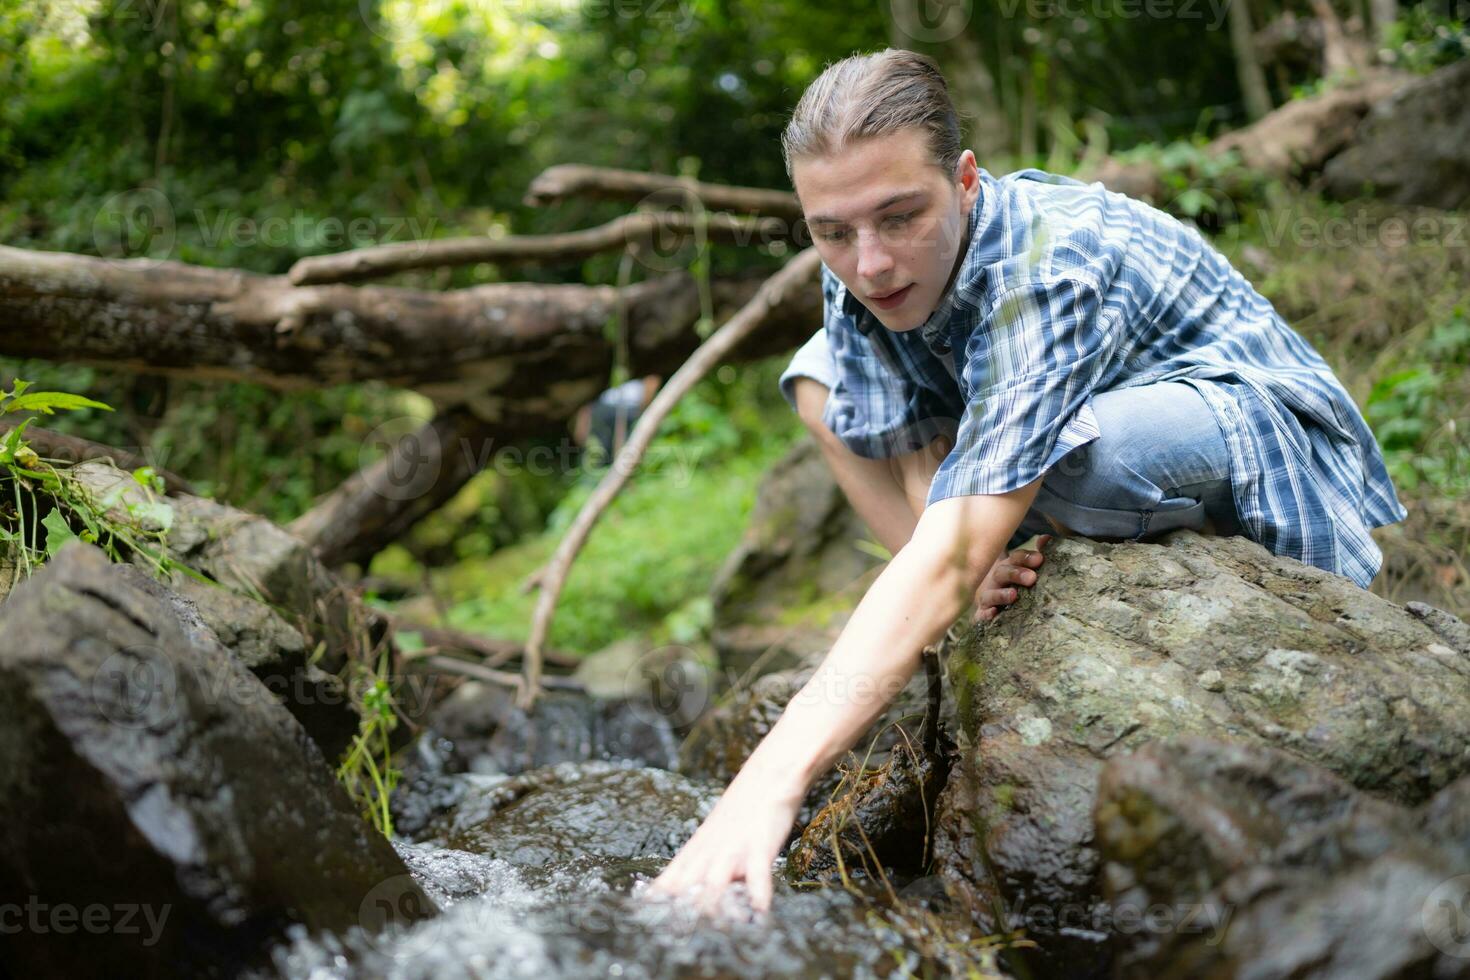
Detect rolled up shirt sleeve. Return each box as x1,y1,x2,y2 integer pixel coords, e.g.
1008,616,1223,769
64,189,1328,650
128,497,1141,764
926,276,1117,504
820,267,958,460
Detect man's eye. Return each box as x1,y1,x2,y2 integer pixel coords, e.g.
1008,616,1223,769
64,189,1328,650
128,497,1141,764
883,211,916,228
821,229,848,243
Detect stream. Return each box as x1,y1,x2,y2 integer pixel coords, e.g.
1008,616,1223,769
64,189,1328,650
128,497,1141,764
270,732,999,980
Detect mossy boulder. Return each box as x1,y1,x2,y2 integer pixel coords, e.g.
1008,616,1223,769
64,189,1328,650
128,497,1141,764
934,529,1470,977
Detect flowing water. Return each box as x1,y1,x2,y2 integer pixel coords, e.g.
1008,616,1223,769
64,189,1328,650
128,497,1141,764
270,743,999,979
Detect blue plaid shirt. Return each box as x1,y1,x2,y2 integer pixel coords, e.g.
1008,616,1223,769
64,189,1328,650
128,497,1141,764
818,166,1407,588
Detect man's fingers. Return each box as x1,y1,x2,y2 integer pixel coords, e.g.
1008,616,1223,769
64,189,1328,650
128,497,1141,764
649,847,694,896
745,856,773,912
1007,548,1044,566
979,588,1016,608
992,565,1035,587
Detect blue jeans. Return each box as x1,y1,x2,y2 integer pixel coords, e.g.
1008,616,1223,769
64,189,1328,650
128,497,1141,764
1005,380,1244,550
779,331,1243,551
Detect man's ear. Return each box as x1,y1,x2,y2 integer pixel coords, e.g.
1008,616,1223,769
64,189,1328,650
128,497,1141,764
954,150,979,196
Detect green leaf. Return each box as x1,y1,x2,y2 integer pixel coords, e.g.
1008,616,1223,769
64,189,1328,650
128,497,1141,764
42,509,78,557
4,392,115,415
1,379,33,403
132,466,166,494
126,498,175,532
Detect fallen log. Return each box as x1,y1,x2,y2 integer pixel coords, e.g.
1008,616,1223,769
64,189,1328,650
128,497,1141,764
1080,68,1411,202
0,245,815,402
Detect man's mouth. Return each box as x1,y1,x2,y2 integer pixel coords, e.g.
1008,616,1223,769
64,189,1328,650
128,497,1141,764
869,283,913,310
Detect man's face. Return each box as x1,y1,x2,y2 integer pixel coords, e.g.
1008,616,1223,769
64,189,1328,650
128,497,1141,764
794,127,980,333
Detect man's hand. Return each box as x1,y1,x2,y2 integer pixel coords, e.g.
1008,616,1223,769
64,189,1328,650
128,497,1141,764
642,484,1044,917
972,534,1052,622
643,763,802,915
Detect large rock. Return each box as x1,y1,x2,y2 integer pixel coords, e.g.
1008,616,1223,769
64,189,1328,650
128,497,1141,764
0,543,432,977
68,459,396,761
1321,58,1470,209
933,530,1470,977
1094,736,1470,978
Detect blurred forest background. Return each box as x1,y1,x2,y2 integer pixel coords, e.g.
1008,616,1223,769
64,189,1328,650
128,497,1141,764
2,0,1467,655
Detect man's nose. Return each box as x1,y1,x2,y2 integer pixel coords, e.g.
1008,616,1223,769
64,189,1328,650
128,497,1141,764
855,229,895,282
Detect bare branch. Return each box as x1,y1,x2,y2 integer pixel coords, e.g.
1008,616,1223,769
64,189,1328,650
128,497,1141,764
422,653,586,692
288,210,795,286
524,164,804,223
514,246,823,709
386,613,579,669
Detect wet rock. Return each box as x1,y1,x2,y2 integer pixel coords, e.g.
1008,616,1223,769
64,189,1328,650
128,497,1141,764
272,860,977,980
933,530,1470,977
708,439,883,676
1321,59,1470,210
68,460,398,762
408,761,718,873
170,575,358,762
1094,737,1470,978
418,679,681,776
391,840,527,909
0,542,432,978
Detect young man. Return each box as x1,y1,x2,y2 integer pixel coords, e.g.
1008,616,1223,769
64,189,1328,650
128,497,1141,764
646,48,1405,914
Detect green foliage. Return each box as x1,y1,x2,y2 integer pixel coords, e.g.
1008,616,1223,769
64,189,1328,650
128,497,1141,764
1366,310,1470,495
1383,6,1470,72
1111,140,1269,228
0,378,188,583
371,357,805,654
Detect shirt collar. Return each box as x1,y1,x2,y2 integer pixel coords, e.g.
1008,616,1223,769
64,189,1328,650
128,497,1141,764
840,173,993,357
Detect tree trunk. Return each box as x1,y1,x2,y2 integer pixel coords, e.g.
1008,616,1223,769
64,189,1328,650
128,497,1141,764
1229,0,1275,121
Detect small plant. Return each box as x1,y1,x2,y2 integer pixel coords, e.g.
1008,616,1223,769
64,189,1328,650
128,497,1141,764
336,645,402,837
0,379,191,582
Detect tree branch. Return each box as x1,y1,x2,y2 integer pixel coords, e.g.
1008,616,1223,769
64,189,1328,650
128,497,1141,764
523,164,804,223
288,210,794,286
514,246,823,709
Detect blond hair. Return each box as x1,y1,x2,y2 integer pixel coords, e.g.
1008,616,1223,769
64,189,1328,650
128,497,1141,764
780,48,963,190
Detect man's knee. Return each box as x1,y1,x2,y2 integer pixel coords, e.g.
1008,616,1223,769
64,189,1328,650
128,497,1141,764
1045,435,1161,513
